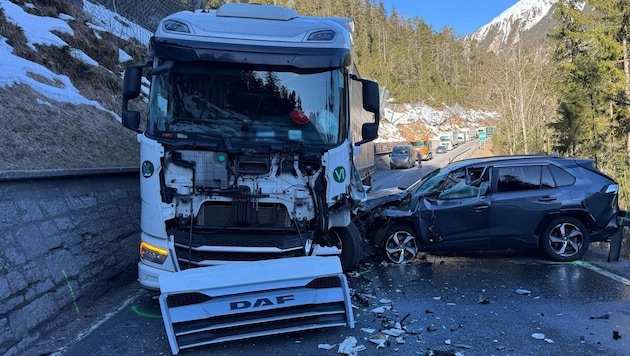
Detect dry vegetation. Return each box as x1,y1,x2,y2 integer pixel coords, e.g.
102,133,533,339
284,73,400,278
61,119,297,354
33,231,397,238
468,139,501,158
0,0,143,171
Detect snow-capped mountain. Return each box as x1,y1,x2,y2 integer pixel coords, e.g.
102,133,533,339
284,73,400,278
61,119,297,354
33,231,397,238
469,0,560,52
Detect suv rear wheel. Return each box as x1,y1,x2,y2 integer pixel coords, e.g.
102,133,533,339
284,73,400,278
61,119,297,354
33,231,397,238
378,223,419,264
541,217,589,262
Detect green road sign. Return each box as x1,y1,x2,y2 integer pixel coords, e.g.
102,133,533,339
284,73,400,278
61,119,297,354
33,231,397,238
479,132,487,142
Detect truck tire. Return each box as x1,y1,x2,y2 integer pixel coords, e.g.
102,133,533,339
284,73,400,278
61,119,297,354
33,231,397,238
332,222,363,271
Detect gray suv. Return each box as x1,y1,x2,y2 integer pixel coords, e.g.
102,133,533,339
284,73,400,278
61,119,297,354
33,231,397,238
355,155,621,263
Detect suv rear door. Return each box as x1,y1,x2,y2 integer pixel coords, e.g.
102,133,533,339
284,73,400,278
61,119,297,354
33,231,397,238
488,163,562,248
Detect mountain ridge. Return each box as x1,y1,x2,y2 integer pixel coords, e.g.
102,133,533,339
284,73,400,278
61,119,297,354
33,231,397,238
469,0,561,52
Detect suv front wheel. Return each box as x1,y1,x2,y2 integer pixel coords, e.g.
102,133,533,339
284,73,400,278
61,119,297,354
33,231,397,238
541,217,589,262
378,223,419,264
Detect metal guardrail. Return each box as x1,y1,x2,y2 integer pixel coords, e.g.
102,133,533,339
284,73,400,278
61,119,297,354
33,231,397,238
448,141,481,164
612,211,630,261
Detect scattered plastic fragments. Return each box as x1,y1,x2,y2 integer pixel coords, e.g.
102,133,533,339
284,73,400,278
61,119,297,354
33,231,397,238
371,305,392,314
516,289,531,295
338,336,366,355
368,333,389,348
531,333,545,340
382,328,405,337
360,327,376,334
589,313,610,320
353,293,371,307
318,343,335,350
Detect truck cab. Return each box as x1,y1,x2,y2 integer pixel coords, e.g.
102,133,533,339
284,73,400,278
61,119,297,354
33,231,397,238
121,3,381,290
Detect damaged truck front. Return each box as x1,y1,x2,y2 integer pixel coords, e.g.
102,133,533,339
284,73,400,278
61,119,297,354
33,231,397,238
120,3,380,353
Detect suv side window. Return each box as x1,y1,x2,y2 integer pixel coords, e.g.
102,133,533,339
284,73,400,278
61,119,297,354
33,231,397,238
548,164,576,186
541,165,556,189
438,166,489,200
497,165,542,192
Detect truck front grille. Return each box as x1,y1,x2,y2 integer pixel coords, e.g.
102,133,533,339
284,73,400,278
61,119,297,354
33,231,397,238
171,229,309,270
197,202,290,227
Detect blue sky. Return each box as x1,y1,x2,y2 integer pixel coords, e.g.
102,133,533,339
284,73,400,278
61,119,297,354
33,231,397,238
379,0,520,36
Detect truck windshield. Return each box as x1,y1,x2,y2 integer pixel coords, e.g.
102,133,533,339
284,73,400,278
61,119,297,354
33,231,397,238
147,62,345,145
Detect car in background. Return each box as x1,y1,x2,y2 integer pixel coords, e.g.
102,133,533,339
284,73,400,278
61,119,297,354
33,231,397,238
389,145,419,169
354,155,621,264
435,145,447,154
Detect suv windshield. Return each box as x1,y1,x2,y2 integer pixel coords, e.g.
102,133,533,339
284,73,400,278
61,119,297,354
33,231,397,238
147,62,345,145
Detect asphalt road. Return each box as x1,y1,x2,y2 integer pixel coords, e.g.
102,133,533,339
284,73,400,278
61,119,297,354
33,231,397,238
25,141,630,356
27,250,630,356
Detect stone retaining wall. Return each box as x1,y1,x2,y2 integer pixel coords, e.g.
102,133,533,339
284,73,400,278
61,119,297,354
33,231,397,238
0,169,140,355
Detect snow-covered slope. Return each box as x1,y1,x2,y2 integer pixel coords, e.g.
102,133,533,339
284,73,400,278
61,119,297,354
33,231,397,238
469,0,559,52
377,103,497,143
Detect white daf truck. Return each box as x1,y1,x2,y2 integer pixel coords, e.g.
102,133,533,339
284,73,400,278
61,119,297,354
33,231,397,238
120,3,380,353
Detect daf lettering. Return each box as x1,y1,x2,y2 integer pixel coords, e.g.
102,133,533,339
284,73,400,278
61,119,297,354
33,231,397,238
230,294,295,310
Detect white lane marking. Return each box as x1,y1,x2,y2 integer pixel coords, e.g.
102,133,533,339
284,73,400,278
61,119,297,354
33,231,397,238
574,261,630,286
51,288,147,355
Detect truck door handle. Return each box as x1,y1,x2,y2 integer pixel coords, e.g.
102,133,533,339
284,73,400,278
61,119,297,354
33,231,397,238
537,196,557,202
472,204,489,212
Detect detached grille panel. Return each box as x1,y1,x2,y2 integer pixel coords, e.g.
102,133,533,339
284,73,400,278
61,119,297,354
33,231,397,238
158,257,354,355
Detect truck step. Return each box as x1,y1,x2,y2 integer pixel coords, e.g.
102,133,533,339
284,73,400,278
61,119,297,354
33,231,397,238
158,256,354,354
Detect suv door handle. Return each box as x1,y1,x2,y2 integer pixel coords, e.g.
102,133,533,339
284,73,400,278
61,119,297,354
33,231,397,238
472,204,489,212
538,196,557,202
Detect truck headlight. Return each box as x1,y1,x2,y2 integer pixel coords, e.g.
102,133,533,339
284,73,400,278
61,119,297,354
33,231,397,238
140,242,168,264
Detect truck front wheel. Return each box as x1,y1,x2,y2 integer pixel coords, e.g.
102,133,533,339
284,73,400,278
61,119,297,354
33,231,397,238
332,222,363,271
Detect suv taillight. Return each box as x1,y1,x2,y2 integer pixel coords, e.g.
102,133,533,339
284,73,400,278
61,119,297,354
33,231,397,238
604,184,619,194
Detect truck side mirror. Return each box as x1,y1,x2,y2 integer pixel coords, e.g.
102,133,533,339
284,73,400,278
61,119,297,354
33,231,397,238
122,110,141,132
121,65,145,133
361,80,380,125
355,122,378,146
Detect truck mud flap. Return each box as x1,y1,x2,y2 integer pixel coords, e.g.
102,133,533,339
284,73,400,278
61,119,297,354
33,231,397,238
158,256,354,355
